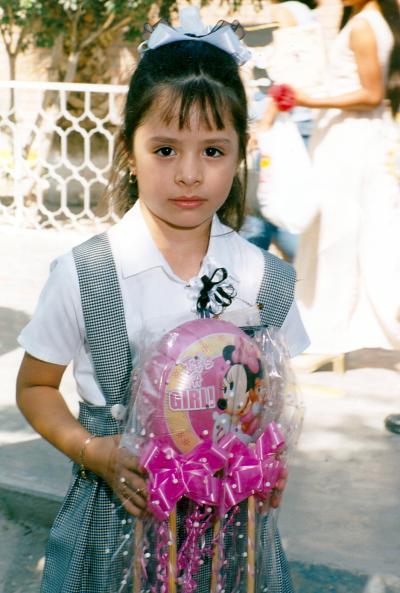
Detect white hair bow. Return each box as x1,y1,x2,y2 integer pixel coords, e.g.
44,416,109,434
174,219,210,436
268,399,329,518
139,6,252,66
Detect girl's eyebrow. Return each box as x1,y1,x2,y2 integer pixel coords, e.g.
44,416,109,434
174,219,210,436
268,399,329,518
203,138,232,145
149,135,233,145
148,136,182,144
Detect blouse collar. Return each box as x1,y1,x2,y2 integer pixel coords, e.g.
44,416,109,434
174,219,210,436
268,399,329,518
109,200,236,283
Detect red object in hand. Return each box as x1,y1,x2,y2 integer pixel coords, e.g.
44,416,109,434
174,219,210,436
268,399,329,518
269,84,296,111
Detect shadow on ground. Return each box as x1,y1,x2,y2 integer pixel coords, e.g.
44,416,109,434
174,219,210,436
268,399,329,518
346,349,399,371
0,513,48,593
291,562,400,593
0,307,30,355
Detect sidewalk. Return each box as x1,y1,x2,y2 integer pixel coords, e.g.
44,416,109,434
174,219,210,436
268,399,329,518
1,225,400,593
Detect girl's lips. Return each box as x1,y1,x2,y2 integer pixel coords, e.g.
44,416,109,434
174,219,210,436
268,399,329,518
170,197,206,208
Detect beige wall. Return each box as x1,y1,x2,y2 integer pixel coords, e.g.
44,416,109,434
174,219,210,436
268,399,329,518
0,46,51,83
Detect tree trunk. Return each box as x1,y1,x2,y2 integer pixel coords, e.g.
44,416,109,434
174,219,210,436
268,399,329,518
63,51,80,84
21,33,71,156
8,52,17,116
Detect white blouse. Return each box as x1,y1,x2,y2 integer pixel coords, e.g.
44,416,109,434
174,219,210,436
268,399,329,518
18,201,309,405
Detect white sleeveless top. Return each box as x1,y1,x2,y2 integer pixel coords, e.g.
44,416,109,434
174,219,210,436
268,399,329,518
326,9,393,96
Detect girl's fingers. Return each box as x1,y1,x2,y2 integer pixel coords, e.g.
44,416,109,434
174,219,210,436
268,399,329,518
269,491,283,509
120,495,147,518
122,490,146,511
279,467,288,480
117,478,148,517
269,467,288,508
275,477,286,492
118,473,148,501
275,467,288,492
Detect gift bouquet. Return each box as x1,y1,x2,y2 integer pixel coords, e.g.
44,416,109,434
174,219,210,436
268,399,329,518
108,312,302,593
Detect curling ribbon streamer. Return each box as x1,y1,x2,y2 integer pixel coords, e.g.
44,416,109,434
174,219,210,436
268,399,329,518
219,421,285,513
141,439,229,520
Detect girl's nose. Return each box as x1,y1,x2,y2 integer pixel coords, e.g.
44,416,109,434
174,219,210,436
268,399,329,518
174,154,202,186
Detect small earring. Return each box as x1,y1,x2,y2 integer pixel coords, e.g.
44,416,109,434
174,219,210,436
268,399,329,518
129,171,136,184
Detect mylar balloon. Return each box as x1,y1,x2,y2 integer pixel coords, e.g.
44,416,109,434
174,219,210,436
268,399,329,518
137,318,269,453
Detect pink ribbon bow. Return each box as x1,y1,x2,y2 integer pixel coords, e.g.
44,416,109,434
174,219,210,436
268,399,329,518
141,439,229,520
219,422,285,513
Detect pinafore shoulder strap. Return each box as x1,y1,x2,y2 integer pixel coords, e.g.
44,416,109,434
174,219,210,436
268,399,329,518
72,232,132,404
257,249,296,328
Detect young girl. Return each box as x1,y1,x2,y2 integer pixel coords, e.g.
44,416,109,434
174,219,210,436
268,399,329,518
16,14,309,593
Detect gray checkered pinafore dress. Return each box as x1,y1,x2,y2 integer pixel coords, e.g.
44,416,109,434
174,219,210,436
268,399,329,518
40,231,296,593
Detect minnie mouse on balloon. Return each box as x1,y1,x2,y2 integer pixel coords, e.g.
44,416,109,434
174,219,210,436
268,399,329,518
213,335,268,443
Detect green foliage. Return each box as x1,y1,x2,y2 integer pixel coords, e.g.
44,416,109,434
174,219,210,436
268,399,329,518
1,1,52,50
1,0,249,82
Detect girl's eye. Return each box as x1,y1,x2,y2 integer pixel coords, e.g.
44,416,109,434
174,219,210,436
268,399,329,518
204,147,223,158
156,146,175,157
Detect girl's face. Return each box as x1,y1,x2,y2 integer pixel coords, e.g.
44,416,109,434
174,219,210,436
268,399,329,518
130,100,240,233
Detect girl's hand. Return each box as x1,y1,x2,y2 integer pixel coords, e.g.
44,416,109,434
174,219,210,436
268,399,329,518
16,355,148,517
259,467,289,513
85,435,148,518
269,466,288,509
114,446,149,518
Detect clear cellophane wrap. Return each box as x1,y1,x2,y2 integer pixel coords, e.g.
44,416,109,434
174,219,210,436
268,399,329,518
107,315,303,593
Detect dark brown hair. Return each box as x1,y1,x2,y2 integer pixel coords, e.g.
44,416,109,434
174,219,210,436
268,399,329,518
340,0,400,116
108,39,248,230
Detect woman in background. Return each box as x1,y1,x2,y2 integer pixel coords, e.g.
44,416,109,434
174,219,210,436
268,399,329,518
293,0,400,361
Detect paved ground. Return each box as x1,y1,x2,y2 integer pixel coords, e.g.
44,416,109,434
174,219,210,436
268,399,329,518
0,513,48,593
1,224,400,593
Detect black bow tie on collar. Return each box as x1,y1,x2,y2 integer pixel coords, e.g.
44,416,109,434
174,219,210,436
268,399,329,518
196,267,236,318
